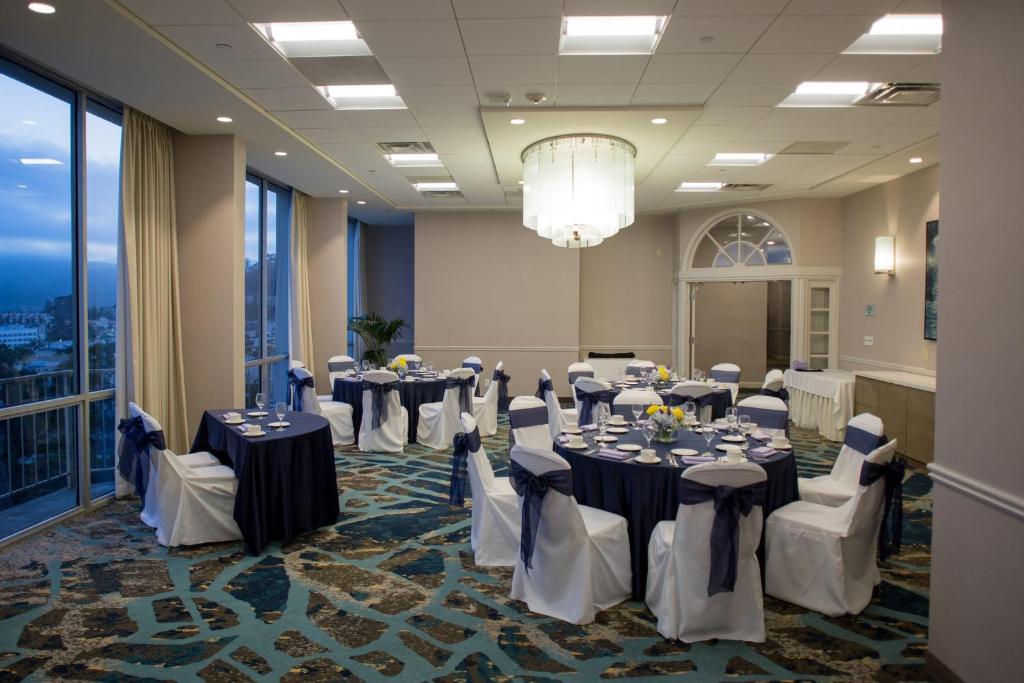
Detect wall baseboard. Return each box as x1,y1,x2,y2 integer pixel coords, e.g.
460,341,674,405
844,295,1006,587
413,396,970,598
415,345,578,353
581,345,673,351
927,462,1024,522
839,354,936,377
925,652,966,683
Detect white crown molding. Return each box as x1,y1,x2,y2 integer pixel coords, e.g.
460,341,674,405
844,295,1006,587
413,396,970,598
928,463,1024,522
414,345,579,352
839,355,936,378
582,345,673,351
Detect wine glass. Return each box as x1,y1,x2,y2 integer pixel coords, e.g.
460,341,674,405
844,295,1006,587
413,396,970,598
631,402,643,428
702,426,716,457
738,414,751,434
725,406,738,433
683,400,697,427
641,419,656,452
255,392,266,416
274,401,287,430
596,404,609,442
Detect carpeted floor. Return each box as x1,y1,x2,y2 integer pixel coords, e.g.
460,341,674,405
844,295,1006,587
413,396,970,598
0,416,933,682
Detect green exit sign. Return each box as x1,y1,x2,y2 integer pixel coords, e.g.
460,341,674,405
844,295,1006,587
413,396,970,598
865,304,876,316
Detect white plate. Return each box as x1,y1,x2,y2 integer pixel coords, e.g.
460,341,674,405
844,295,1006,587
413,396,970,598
617,444,642,452
720,456,747,464
224,418,243,425
671,448,698,456
562,428,582,435
266,421,290,428
595,435,618,443
769,443,792,450
243,431,266,437
564,443,588,450
636,454,661,464
247,411,268,417
721,434,746,443
606,427,629,434
715,444,736,452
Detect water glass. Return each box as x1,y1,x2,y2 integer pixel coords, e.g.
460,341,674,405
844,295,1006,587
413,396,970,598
631,403,643,427
641,420,656,451
274,402,287,429
596,405,609,441
683,400,697,425
702,426,716,457
738,414,751,434
255,392,266,414
725,406,738,432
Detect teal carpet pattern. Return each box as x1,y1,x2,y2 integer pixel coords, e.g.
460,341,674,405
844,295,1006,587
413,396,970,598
0,416,933,681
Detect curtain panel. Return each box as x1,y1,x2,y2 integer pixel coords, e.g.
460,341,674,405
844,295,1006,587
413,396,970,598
290,191,315,368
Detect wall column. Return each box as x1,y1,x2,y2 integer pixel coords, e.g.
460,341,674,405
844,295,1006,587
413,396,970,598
305,197,348,390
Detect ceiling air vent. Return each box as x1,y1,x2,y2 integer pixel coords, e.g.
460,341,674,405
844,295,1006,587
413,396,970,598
722,183,772,192
421,190,464,199
779,141,850,155
855,83,940,106
375,141,436,155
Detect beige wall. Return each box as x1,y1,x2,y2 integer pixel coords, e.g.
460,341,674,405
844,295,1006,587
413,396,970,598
173,133,245,432
579,214,676,366
928,1,1024,680
694,281,768,382
414,211,580,397
838,166,939,374
306,198,348,392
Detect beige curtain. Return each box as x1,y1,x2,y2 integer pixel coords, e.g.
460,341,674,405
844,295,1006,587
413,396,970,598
290,191,316,368
119,108,189,465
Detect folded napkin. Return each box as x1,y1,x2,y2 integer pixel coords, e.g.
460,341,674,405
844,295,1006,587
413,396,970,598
223,412,240,419
579,424,598,432
682,455,715,464
237,424,253,432
749,446,777,458
597,448,631,460
556,436,568,444
752,430,772,441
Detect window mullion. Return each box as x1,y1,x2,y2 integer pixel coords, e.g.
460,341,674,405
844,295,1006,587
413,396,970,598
74,89,91,511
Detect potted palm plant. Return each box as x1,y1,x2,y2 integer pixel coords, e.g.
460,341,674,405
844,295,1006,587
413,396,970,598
347,313,407,368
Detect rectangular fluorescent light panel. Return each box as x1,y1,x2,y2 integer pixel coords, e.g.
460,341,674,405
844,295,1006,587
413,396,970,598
385,153,442,168
560,15,667,54
319,84,406,110
845,14,942,54
780,81,874,107
676,182,725,192
413,182,458,191
19,158,63,165
253,21,371,57
708,153,773,167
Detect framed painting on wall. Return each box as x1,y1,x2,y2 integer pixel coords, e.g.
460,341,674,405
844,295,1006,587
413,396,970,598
924,219,938,340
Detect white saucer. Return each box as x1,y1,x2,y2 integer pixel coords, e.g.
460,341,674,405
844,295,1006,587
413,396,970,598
595,435,618,443
715,443,735,452
562,428,582,435
247,411,268,417
721,434,746,443
606,427,629,434
721,456,747,464
564,443,588,450
770,443,792,450
617,444,642,452
671,448,699,456
224,418,243,425
243,431,266,437
636,454,661,464
266,421,290,428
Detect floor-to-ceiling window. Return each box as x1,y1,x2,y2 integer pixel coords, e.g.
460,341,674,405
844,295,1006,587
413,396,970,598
0,56,121,541
244,173,290,409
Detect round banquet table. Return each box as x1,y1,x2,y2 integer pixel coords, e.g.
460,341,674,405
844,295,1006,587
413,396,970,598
553,425,798,600
600,381,733,421
332,374,447,444
191,409,339,555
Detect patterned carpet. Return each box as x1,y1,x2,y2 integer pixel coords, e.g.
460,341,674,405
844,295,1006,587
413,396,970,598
0,416,933,682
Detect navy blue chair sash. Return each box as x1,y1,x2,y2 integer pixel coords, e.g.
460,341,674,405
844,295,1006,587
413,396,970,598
680,478,766,596
328,360,355,373
711,369,741,383
462,361,483,373
509,405,549,430
625,365,650,377
568,370,595,385
760,387,789,402
575,387,615,425
362,380,398,429
492,368,511,411
860,458,906,561
445,376,475,415
535,377,553,399
449,427,482,506
845,425,885,454
288,371,316,412
117,416,166,505
666,392,712,408
737,406,788,430
509,459,574,572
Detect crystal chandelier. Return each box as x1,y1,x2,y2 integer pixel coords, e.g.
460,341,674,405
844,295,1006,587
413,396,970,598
521,134,636,248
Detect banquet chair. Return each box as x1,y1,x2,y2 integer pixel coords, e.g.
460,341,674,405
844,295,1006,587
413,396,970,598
538,369,578,438
646,462,767,642
358,370,408,453
735,395,789,437
153,446,242,548
612,389,663,418
126,402,220,530
509,395,554,449
798,413,885,507
509,444,632,624
766,439,900,616
573,377,614,426
472,360,502,437
289,367,355,446
711,362,742,403
670,381,715,423
289,360,305,370
458,412,520,566
395,353,422,370
625,359,656,377
462,355,484,396
417,367,476,450
328,354,357,383
762,369,784,393
568,362,596,412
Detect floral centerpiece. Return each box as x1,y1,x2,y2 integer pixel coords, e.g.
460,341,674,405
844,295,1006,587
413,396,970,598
645,404,685,442
655,364,672,386
387,356,408,375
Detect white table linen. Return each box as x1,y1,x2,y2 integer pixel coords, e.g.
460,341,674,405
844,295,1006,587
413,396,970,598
783,369,855,442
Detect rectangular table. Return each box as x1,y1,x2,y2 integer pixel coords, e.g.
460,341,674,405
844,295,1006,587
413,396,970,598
783,369,855,442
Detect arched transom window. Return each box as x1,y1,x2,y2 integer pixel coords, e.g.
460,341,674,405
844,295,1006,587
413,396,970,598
692,213,793,268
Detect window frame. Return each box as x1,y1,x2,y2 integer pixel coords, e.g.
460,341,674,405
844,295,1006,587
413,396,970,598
692,212,793,269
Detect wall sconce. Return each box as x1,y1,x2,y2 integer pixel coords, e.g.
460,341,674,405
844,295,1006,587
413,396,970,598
874,235,895,275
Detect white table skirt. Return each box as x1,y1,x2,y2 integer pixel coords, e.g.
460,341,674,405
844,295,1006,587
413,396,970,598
783,369,855,442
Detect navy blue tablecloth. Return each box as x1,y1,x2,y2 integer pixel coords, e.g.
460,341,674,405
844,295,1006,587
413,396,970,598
332,376,447,443
603,383,733,420
554,426,798,599
191,410,339,555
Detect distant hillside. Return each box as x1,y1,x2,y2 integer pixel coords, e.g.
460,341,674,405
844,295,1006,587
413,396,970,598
0,255,116,312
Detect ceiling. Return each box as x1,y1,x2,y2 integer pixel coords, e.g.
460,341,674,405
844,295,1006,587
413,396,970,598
1,0,941,224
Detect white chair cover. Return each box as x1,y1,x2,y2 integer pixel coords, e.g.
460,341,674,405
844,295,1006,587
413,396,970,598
472,360,502,437
327,354,357,385
291,366,355,446
573,376,614,425
539,368,578,438
646,462,767,642
736,395,789,437
568,362,596,412
417,367,476,450
289,360,305,370
799,413,885,507
462,355,484,396
625,359,656,377
762,369,784,393
509,396,553,449
766,439,900,616
153,448,241,547
395,353,423,369
671,381,715,423
711,362,741,403
508,445,632,624
358,370,408,453
612,389,663,417
460,413,520,567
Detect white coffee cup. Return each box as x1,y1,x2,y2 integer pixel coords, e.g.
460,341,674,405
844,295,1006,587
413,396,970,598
640,448,658,461
770,435,790,449
721,445,745,462
568,435,586,448
609,414,625,425
247,424,265,436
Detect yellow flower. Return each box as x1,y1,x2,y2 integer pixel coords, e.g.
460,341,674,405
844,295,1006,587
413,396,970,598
398,357,408,368
671,406,684,420
657,365,670,381
646,404,659,416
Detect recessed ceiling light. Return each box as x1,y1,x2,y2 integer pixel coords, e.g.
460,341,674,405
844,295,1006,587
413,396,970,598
560,15,667,55
21,119,38,125
413,181,459,192
19,157,62,165
509,118,526,125
274,151,287,156
676,182,724,192
517,180,524,185
356,200,366,205
845,14,942,54
338,189,349,194
650,117,668,125
319,84,406,111
253,21,370,58
215,42,232,50
780,81,874,107
766,241,776,246
27,3,55,14
709,153,772,167
384,152,442,168
909,156,923,164
216,116,232,123
871,14,942,35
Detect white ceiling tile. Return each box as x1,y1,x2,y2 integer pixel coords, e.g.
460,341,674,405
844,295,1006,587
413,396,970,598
681,126,747,142
826,106,918,127
122,0,242,25
273,109,354,128
459,18,561,55
894,0,942,11
751,16,876,54
782,0,901,15
207,60,310,89
376,56,474,85
400,84,482,126
355,20,465,57
705,83,796,107
812,54,929,82
246,87,331,110
641,53,743,84
657,16,775,53
896,54,940,83
757,107,842,125
837,125,938,155
452,0,563,18
341,0,455,20
340,109,421,127
669,139,724,154
558,56,651,84
357,127,429,143
674,0,788,15
696,106,772,126
736,125,814,142
784,154,885,185
565,0,677,15
158,24,281,61
798,125,879,143
631,83,715,106
296,128,367,143
893,102,939,126
725,53,834,84
422,126,491,155
556,84,637,106
721,140,791,154
226,0,349,22
469,55,559,84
